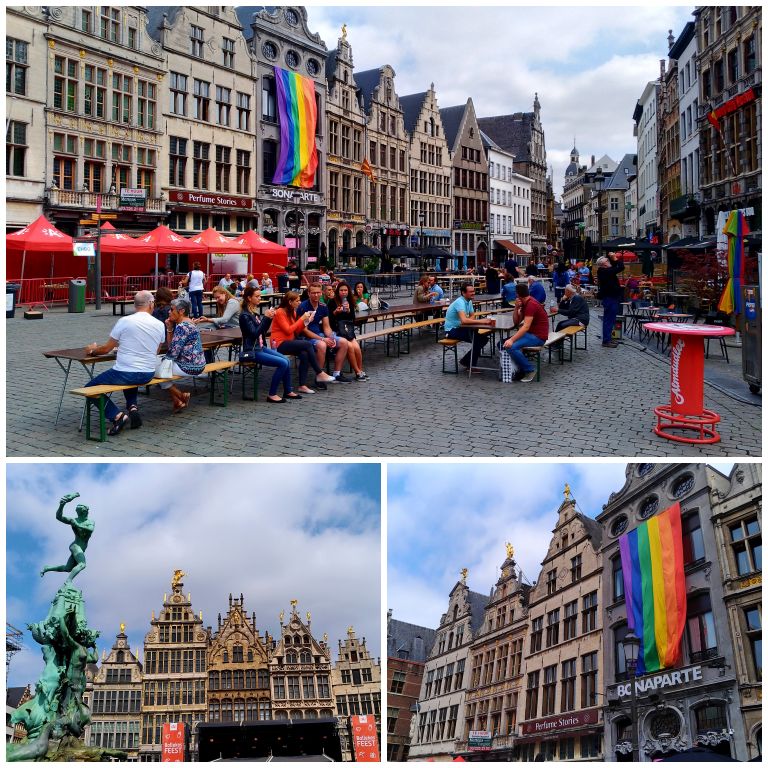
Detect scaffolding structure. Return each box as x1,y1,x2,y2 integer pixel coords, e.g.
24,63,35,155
6,623,24,674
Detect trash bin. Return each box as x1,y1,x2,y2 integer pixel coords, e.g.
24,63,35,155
68,279,86,313
277,273,290,292
6,283,21,318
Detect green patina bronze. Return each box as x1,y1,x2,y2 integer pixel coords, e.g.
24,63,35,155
8,494,125,761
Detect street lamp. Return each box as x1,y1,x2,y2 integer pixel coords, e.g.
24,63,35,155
593,166,605,260
623,629,641,763
418,211,426,268
485,223,491,266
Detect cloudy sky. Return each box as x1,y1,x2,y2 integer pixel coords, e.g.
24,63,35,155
304,3,695,197
6,462,381,688
388,462,735,630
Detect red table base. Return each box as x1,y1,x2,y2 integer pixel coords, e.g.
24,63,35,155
653,404,722,444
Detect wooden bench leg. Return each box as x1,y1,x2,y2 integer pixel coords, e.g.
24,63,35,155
442,342,458,374
241,364,259,401
209,369,230,407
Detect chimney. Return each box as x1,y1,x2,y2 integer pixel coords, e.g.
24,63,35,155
591,155,595,167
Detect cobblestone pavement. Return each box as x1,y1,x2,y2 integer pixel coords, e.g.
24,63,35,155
6,293,761,458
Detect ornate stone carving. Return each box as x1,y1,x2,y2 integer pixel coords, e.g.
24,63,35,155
614,740,633,755
644,734,688,756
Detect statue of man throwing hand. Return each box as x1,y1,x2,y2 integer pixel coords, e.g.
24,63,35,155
40,493,94,583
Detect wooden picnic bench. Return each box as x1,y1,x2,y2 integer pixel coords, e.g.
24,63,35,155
69,360,237,441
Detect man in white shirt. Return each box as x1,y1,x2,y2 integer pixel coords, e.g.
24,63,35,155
84,290,165,435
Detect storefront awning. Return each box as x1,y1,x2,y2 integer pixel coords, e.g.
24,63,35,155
495,239,529,256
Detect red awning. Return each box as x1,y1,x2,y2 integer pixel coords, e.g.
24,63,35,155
135,225,208,254
230,230,288,257
6,215,73,253
188,227,250,254
495,239,529,256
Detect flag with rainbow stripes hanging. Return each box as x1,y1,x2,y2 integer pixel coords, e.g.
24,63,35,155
717,209,748,315
618,502,687,675
272,66,318,188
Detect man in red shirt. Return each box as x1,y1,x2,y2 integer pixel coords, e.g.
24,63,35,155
502,282,549,382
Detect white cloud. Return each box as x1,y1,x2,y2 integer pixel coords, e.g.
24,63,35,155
308,5,693,194
7,464,381,686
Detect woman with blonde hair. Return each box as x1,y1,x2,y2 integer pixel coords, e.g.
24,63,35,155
195,285,241,328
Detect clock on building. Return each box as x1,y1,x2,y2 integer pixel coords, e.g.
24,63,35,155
262,41,277,61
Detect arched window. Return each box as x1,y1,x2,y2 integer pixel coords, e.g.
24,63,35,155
284,636,291,645
116,651,124,662
355,230,363,246
290,709,304,720
262,77,276,122
300,650,311,664
275,710,288,720
294,635,302,645
222,650,229,663
247,650,253,663
286,650,297,664
694,701,727,734
342,229,351,252
305,709,318,719
320,708,334,718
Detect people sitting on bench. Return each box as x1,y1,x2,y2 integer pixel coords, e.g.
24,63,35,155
195,285,241,329
159,297,206,413
327,281,368,381
297,284,351,383
552,284,590,332
502,283,549,383
84,290,165,435
239,285,300,403
444,282,493,372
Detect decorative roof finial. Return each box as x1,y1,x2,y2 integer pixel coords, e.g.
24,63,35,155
505,542,514,559
341,23,347,41
460,568,468,584
171,569,185,589
564,483,571,501
119,622,125,634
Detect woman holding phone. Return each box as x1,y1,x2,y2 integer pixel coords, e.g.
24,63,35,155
327,282,367,381
271,292,335,394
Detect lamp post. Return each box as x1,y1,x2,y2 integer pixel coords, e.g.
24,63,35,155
485,223,491,266
418,210,426,269
623,629,641,763
593,166,605,260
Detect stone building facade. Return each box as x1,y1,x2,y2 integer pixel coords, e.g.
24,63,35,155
324,30,368,264
408,575,488,761
86,625,143,759
441,99,489,266
478,95,548,258
39,5,166,236
709,464,762,759
517,489,604,762
658,48,683,244
634,81,661,239
598,463,747,761
268,602,335,720
146,6,257,262
236,5,328,265
6,6,48,230
386,611,437,762
694,5,762,237
353,65,411,253
140,573,208,761
206,594,272,724
401,86,453,255
561,144,587,263
455,546,530,760
331,627,381,760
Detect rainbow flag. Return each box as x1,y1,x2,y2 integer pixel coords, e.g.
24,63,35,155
272,66,318,188
618,502,686,675
717,209,748,315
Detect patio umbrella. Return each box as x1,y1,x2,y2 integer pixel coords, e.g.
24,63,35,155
658,746,737,762
230,230,288,274
189,227,251,274
388,245,418,258
135,225,207,289
339,244,382,257
5,215,74,282
717,209,748,316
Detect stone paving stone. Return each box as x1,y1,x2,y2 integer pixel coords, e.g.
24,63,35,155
6,293,761,458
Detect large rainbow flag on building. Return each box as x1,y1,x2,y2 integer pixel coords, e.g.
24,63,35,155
717,209,748,315
618,502,687,675
272,66,318,188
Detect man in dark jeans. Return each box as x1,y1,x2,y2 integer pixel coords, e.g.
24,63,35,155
444,283,493,371
596,253,625,347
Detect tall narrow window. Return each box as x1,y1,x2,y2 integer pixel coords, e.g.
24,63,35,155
236,150,250,195
169,137,187,187
137,80,156,129
216,86,231,126
222,37,235,68
6,121,27,177
100,7,121,43
6,38,28,96
262,77,276,122
236,92,251,131
170,73,187,116
112,73,133,124
215,145,231,192
687,592,717,662
190,25,204,58
744,606,761,681
524,671,539,720
193,79,210,121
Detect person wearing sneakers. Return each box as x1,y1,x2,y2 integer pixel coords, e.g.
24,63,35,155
326,281,368,381
596,252,625,348
297,284,351,383
83,290,165,434
502,282,549,382
271,292,336,395
444,282,493,372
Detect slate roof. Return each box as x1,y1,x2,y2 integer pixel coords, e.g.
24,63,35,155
668,21,696,61
579,513,603,550
439,105,466,152
477,113,534,163
480,130,502,152
234,6,277,36
387,618,436,663
467,589,490,635
353,68,385,113
325,48,338,83
399,92,428,136
7,686,29,708
604,153,637,191
147,6,251,39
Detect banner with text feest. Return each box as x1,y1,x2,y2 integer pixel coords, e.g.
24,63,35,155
350,714,380,762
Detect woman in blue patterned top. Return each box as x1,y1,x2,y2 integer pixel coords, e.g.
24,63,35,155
159,297,205,412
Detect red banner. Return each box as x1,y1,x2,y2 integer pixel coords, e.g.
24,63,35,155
161,722,186,762
350,715,380,762
708,87,756,128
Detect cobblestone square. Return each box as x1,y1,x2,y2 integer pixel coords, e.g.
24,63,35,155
6,295,760,458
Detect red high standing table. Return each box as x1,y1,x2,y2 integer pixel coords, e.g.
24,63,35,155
643,322,736,444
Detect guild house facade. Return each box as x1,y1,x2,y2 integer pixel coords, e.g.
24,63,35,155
598,463,747,761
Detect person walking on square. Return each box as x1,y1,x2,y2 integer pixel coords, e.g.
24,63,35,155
184,261,206,318
84,290,165,435
596,252,625,348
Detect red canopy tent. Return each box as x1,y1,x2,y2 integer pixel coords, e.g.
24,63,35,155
135,225,207,289
188,227,253,274
230,230,288,278
5,215,74,281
